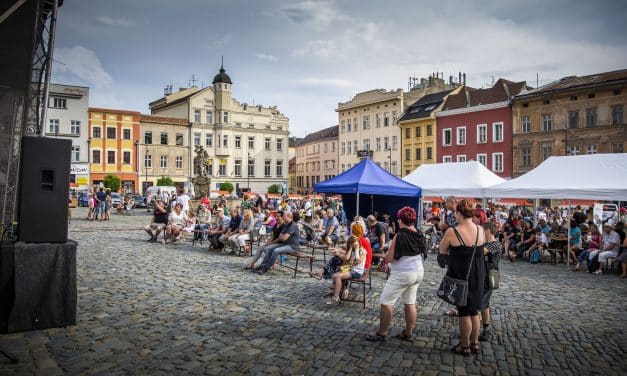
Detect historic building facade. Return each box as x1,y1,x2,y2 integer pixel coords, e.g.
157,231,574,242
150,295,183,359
149,65,290,194
46,83,90,190
337,75,457,176
295,125,338,194
436,79,528,179
398,88,460,176
512,69,627,177
88,108,141,193
139,114,191,193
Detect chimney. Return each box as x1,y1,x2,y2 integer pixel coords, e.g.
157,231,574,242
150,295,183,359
459,72,462,85
463,73,466,85
449,75,453,85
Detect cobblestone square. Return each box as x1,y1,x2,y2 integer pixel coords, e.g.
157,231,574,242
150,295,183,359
1,208,625,375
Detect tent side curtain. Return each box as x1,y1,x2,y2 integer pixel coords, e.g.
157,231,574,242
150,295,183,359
342,194,419,222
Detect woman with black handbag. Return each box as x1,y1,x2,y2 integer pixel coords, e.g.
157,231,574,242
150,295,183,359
437,199,486,356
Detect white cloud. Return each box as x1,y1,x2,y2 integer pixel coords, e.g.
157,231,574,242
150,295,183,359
255,53,279,62
97,16,133,27
300,77,353,88
277,1,349,30
53,46,113,87
207,34,232,49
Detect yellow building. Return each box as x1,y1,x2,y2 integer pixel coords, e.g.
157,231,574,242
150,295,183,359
398,88,461,176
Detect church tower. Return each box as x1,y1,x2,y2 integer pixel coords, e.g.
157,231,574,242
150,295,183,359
212,61,232,124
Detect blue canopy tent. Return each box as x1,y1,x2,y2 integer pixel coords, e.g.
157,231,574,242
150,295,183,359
314,158,422,221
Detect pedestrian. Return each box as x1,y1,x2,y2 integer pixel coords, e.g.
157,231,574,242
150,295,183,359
438,199,486,356
104,188,112,221
479,221,501,342
365,206,426,342
96,187,106,221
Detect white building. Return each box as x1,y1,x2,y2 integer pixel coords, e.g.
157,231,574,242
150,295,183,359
45,83,90,190
149,65,290,194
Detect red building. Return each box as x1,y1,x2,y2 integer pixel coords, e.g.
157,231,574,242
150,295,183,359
435,79,528,179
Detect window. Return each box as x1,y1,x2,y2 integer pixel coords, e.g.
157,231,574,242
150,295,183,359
363,115,370,130
363,139,370,151
415,148,421,160
93,127,102,138
442,129,452,146
426,147,432,160
541,114,552,131
347,141,352,155
612,105,624,125
443,156,452,163
612,143,624,153
219,161,226,176
234,160,242,176
235,122,242,128
48,119,59,133
568,111,579,129
586,144,598,155
405,149,410,160
121,151,130,164
376,114,381,128
384,112,389,127
264,160,271,177
541,145,552,161
522,148,531,167
107,127,116,139
175,156,183,169
392,111,397,125
248,159,255,176
160,132,168,145
405,127,411,138
144,154,152,168
71,145,80,162
341,142,345,155
493,122,504,142
477,153,487,167
51,97,66,108
92,150,101,163
276,138,283,151
383,137,389,150
456,127,466,145
144,131,152,144
375,138,381,151
567,144,580,156
119,128,129,140
492,153,503,172
194,133,201,146
70,120,81,135
235,136,241,148
347,119,352,132
415,126,421,137
332,142,335,152
585,108,597,128
457,155,467,162
324,143,328,153
176,133,183,146
205,133,213,147
159,155,167,168
427,125,433,136
222,135,228,147
340,120,345,133
107,150,115,164
248,136,255,149
206,112,213,124
588,93,595,99
520,116,530,133
276,160,283,177
392,136,398,150
264,138,271,151
477,124,487,143
223,111,228,123
194,110,201,123
353,141,358,154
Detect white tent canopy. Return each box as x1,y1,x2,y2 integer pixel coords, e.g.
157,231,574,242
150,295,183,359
484,153,627,200
402,160,506,197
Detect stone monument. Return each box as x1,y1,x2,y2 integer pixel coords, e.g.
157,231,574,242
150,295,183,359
191,145,211,199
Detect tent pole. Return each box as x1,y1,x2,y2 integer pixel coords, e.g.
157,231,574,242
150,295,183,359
534,198,539,227
418,197,423,226
356,192,360,219
567,199,571,269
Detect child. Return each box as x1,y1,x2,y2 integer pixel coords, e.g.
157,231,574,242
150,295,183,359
527,228,547,260
326,235,366,305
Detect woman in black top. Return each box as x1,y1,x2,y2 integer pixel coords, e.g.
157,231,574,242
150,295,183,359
144,198,169,242
480,221,502,342
438,199,486,356
514,220,535,261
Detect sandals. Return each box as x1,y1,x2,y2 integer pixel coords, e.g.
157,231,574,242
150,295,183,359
365,332,388,342
341,287,350,299
395,331,415,342
326,296,340,305
471,342,480,354
451,342,471,357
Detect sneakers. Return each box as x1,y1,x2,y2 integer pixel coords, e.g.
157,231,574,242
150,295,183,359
479,327,492,342
593,270,603,275
326,296,340,305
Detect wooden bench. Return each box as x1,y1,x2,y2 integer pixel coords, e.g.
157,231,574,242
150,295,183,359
279,250,315,278
339,268,371,309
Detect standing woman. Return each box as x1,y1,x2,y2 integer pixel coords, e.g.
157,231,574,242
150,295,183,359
438,199,486,356
366,207,426,342
479,221,501,342
104,189,112,221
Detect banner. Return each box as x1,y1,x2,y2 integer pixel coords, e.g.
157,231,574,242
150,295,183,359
593,203,618,228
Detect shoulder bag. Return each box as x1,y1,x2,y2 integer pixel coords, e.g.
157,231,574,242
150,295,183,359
436,226,479,307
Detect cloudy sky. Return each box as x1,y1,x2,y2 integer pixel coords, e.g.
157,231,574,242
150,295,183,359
52,0,627,137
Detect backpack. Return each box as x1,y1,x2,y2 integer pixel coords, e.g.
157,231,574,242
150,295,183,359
530,249,541,264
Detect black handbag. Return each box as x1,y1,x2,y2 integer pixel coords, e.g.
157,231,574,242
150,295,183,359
436,227,479,307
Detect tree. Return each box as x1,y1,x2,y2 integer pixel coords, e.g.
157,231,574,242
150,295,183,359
220,181,234,194
103,174,121,192
267,184,280,194
157,176,174,186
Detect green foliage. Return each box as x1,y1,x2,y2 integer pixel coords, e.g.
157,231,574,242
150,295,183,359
157,176,174,186
220,181,234,193
267,184,280,194
103,174,120,192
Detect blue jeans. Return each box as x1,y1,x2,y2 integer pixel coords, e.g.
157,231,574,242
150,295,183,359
260,244,296,269
577,250,590,264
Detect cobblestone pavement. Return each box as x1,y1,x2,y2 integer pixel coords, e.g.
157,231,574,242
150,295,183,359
1,208,626,375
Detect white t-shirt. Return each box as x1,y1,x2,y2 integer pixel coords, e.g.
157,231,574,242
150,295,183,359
352,248,367,275
169,211,188,227
536,233,548,246
177,194,190,212
390,255,423,273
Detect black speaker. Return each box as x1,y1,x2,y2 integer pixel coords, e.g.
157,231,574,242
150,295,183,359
18,136,71,243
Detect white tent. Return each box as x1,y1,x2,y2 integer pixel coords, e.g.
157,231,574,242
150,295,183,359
402,160,505,198
484,153,627,200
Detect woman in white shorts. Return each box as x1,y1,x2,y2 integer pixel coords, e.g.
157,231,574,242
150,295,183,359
366,206,426,342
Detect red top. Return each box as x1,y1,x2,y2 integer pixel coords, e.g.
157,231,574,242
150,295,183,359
360,236,373,269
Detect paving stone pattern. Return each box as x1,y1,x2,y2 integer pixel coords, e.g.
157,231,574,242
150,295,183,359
1,208,625,375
